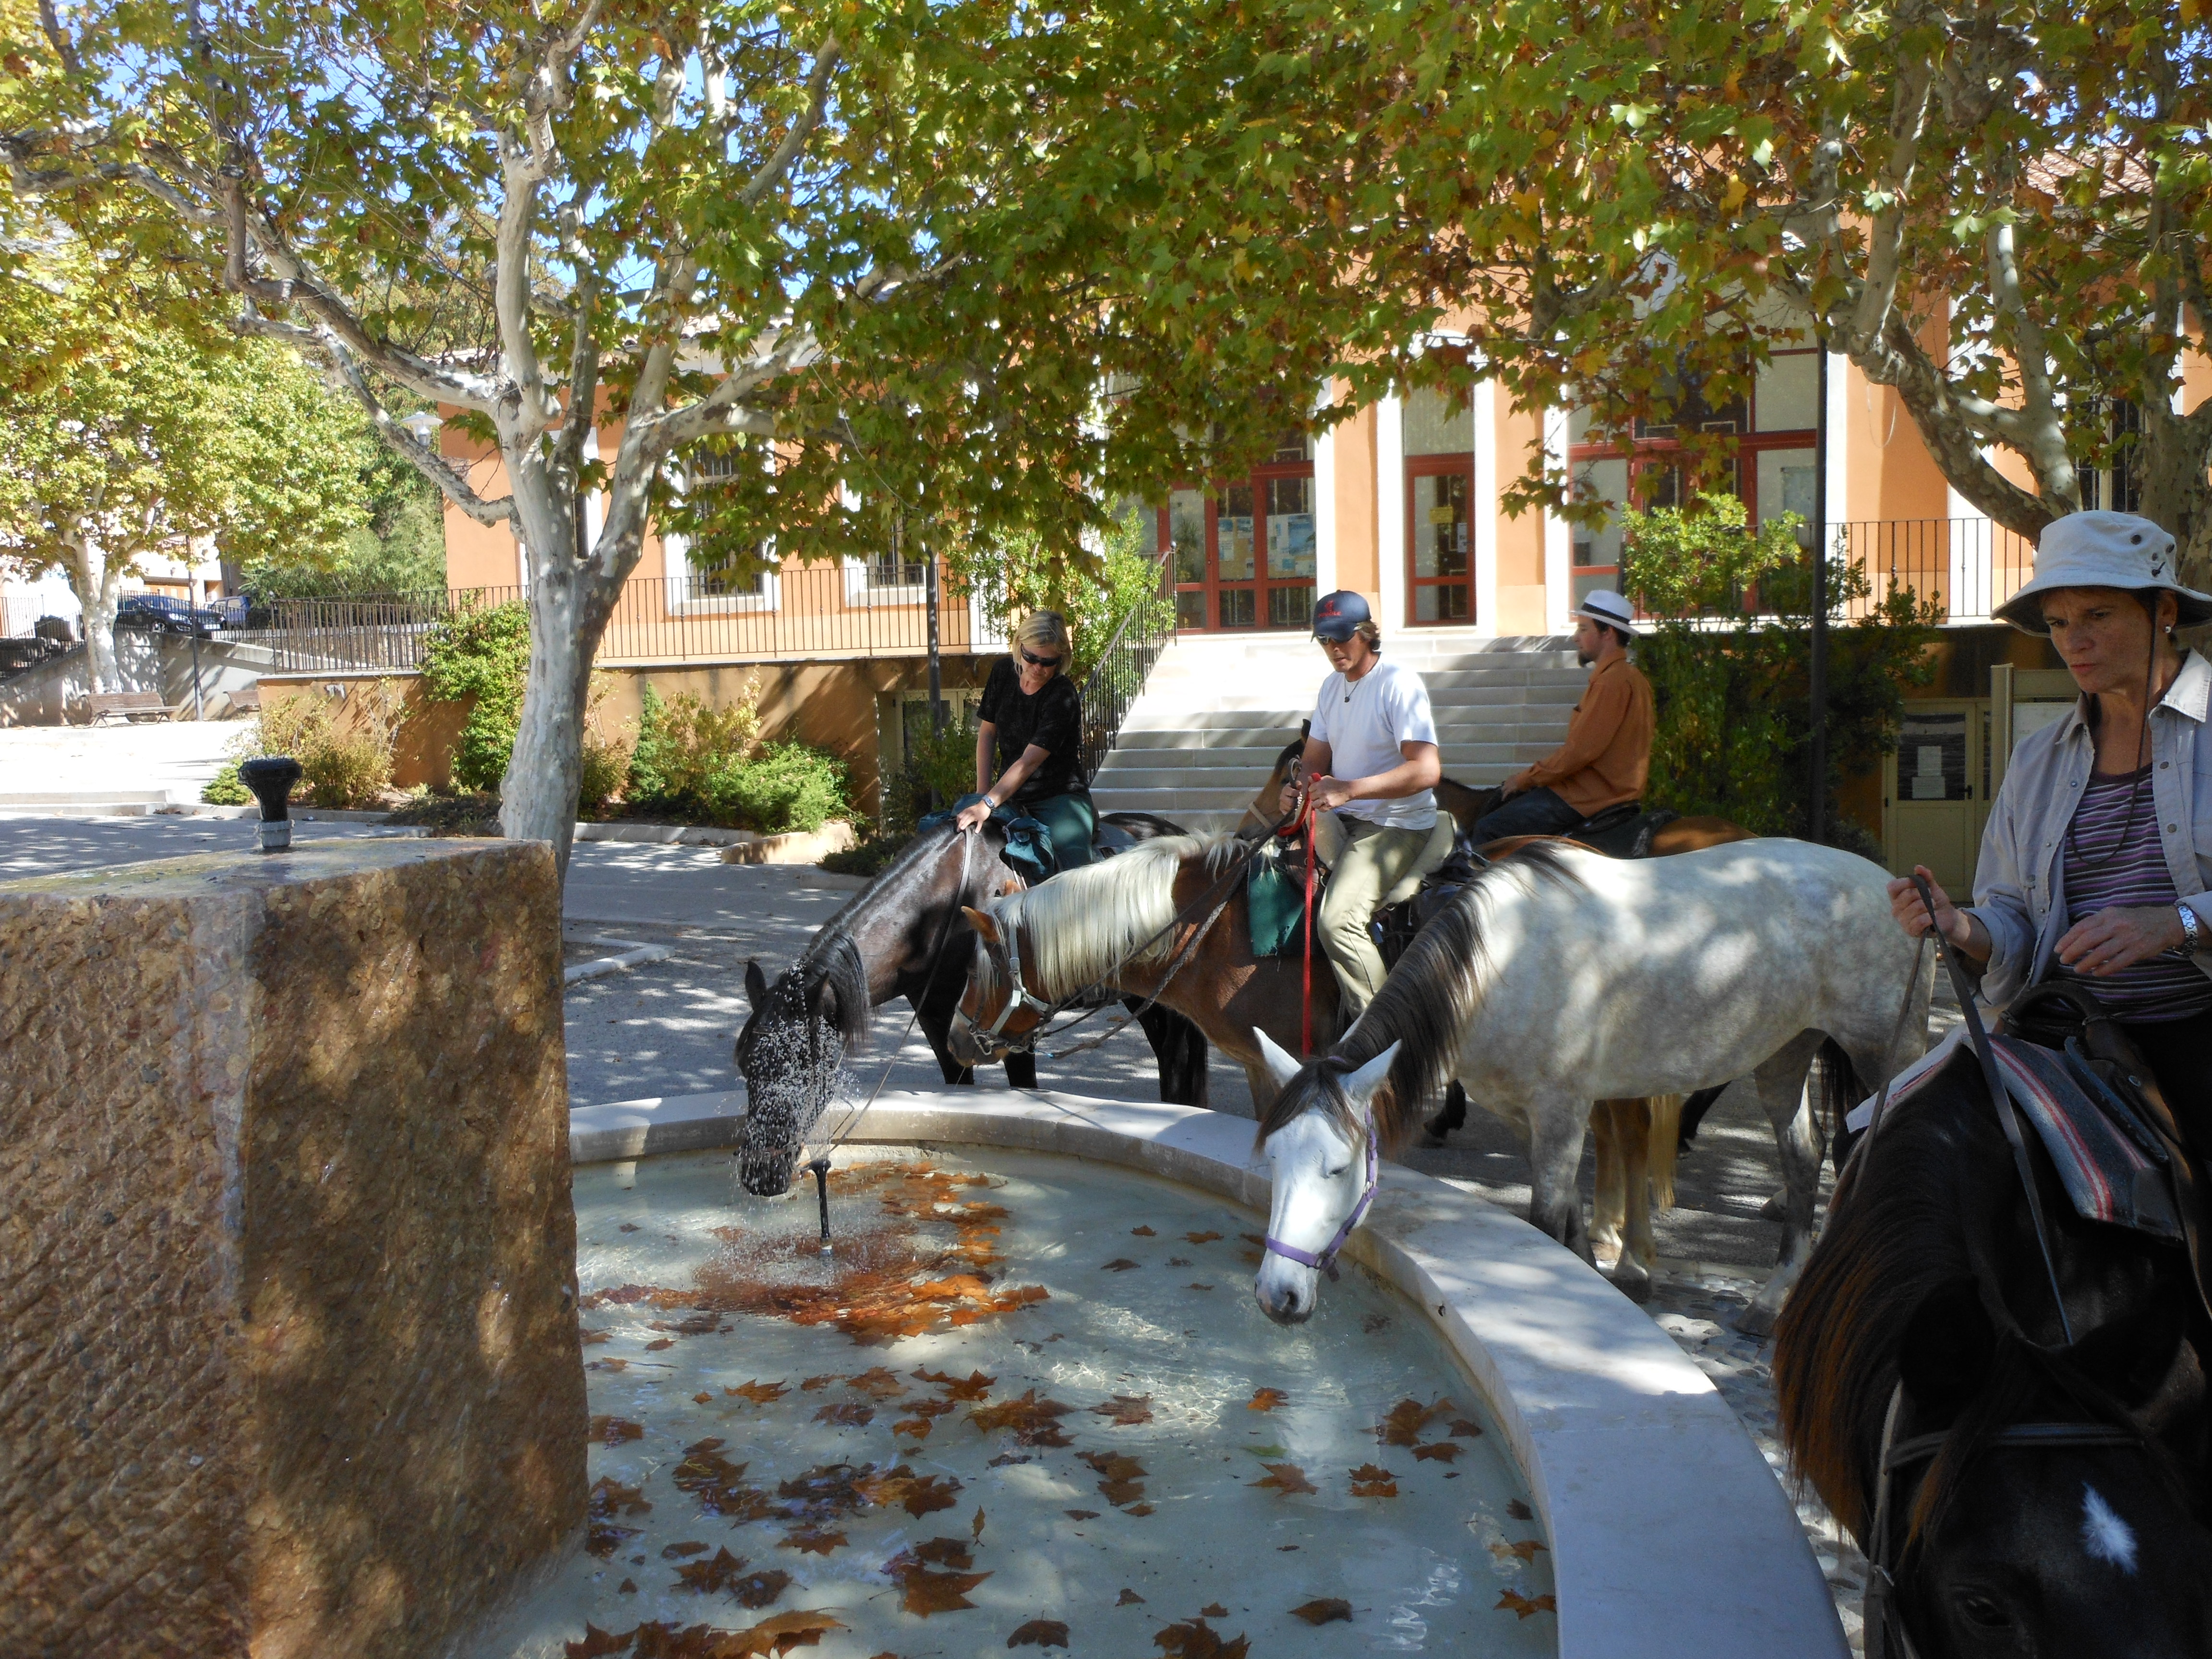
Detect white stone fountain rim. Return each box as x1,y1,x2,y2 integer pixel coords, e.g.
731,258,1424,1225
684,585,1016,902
569,1088,1848,1659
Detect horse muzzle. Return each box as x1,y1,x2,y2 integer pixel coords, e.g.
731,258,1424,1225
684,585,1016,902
1253,1258,1320,1325
736,1142,801,1198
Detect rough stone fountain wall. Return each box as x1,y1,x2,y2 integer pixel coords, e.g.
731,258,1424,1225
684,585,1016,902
0,838,587,1657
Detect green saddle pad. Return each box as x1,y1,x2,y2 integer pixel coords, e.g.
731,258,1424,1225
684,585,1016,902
1248,852,1310,959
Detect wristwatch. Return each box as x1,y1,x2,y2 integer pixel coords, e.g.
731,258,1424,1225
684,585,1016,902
2181,901,2204,955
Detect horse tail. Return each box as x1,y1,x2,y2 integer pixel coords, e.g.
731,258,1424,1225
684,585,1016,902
1815,1034,1872,1151
1647,1093,1683,1211
1675,1083,1729,1150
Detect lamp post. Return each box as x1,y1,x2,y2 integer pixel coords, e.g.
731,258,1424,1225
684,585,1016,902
1808,346,1830,844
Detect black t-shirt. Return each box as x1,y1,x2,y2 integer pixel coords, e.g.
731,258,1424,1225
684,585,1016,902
978,654,1084,802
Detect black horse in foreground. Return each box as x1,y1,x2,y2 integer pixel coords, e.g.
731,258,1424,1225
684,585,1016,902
734,817,1208,1195
1774,997,2212,1655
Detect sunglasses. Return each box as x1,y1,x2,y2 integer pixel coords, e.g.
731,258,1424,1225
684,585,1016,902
1020,649,1063,669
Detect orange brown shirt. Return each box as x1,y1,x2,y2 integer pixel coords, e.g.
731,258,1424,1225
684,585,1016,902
1513,654,1654,815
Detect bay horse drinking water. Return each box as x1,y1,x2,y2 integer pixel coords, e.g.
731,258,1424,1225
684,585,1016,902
734,819,1207,1196
1774,1040,2212,1652
1248,839,1930,1329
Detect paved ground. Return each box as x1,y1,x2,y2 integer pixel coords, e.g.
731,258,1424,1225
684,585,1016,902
0,720,241,804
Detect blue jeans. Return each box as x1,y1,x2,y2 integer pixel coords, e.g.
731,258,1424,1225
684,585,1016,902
1470,785,1583,845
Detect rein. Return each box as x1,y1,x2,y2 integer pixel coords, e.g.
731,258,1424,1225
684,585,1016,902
1262,1105,1378,1279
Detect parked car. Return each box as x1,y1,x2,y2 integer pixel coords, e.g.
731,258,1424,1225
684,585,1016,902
115,594,247,635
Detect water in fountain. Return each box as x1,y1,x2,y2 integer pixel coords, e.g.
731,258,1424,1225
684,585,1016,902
510,1147,1557,1658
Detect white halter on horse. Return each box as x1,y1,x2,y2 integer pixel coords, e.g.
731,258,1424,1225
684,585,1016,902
1252,838,1932,1330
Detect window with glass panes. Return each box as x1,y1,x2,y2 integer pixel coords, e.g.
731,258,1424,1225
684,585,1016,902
1404,386,1476,625
1157,434,1316,631
1567,352,1822,609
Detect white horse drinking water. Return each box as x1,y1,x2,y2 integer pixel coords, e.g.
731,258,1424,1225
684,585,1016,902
1252,838,1932,1332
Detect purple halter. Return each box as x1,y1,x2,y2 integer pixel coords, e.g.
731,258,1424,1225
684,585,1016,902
1263,1125,1379,1280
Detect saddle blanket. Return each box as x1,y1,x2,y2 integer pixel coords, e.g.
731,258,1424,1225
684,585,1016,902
1847,1026,2182,1239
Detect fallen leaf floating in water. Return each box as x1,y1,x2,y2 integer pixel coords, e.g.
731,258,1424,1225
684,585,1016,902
896,1397,958,1419
1091,1395,1154,1427
1131,1226,1157,1237
813,1402,874,1428
566,1623,631,1657
590,1416,645,1446
618,1580,637,1595
891,1419,934,1441
1246,1388,1288,1413
1184,1230,1223,1245
728,1381,789,1405
1500,1538,1548,1562
692,1391,713,1404
644,1339,675,1352
968,1389,1076,1447
845,1366,905,1399
1411,1442,1460,1464
563,1609,846,1659
580,1328,613,1346
1375,1398,1455,1447
801,1376,837,1391
778,1528,847,1556
1249,1462,1317,1498
1291,1599,1352,1626
619,1223,641,1233
661,1541,711,1560
973,1506,986,1540
586,1524,640,1559
1166,1257,1193,1267
1187,1283,1214,1292
672,1546,752,1594
1064,1509,1100,1521
856,1466,965,1517
1124,1503,1155,1516
1495,1591,1557,1620
1077,1450,1148,1505
672,1440,764,1520
1505,1498,1533,1520
914,1368,998,1401
883,1548,992,1617
590,1478,652,1521
1361,1314,1390,1334
1348,1464,1399,1499
1101,1258,1140,1272
1007,1620,1070,1648
1153,1618,1250,1659
1118,1589,1146,1606
913,1537,974,1568
732,1569,793,1610
1447,1419,1484,1439
1199,1604,1229,1619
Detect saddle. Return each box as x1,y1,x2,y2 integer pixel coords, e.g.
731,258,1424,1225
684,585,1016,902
1244,815,1458,962
1571,802,1680,859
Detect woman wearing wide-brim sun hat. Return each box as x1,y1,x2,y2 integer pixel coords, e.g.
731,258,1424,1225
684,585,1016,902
1891,509,2212,1153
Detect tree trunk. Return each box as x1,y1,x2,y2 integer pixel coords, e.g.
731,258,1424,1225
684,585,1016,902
64,532,121,698
499,567,598,886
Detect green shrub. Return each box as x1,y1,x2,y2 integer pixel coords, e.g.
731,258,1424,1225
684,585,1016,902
202,759,251,805
577,674,633,816
709,742,852,834
626,681,760,809
1620,495,1939,839
419,600,530,793
884,709,980,833
249,678,406,809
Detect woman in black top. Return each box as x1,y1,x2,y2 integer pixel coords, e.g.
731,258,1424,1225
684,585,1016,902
954,610,1095,870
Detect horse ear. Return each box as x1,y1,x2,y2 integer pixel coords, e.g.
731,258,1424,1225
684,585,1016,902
962,905,1000,943
745,959,769,1011
1252,1027,1304,1091
1341,1042,1402,1113
1896,1277,1996,1418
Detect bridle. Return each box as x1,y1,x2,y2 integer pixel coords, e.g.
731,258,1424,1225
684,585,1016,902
1262,1111,1378,1280
1862,1380,2146,1659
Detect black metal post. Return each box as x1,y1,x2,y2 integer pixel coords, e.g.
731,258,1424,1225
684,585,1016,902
189,622,204,721
808,1154,833,1255
1808,344,1830,844
921,517,944,735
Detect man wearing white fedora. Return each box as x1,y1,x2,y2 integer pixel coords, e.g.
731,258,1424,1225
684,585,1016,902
1471,588,1656,844
1893,510,2212,1151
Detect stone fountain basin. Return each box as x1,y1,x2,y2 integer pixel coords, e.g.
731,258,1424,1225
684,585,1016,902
564,1088,1847,1659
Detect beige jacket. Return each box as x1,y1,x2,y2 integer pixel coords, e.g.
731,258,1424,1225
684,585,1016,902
1966,648,2212,1009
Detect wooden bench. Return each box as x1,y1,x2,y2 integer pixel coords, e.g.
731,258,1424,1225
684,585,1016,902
86,691,183,725
225,683,262,717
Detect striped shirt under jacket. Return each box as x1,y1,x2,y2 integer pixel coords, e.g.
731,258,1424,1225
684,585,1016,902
1965,649,2212,1011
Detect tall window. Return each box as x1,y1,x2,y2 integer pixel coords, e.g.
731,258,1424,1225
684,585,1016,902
1157,434,1316,631
674,449,766,597
1567,352,1821,607
2077,399,2142,514
1405,386,1475,625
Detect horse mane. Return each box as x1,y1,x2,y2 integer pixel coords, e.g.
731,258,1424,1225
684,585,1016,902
981,833,1243,1002
1253,840,1583,1152
789,821,999,1051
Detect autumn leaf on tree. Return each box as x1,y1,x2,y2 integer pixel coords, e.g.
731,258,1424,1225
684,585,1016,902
846,1367,905,1399
1506,1499,1533,1520
968,1389,1076,1446
1411,1442,1460,1464
1091,1395,1154,1426
590,1415,645,1446
1007,1619,1070,1647
779,1529,848,1556
814,1402,874,1428
885,1549,992,1617
1153,1618,1250,1659
1184,1231,1223,1245
1447,1419,1483,1439
1348,1464,1398,1498
1077,1450,1149,1505
728,1380,790,1405
1291,1599,1352,1625
1249,1462,1317,1497
1495,1591,1556,1619
1246,1388,1287,1412
914,1368,998,1401
1131,1226,1157,1237
1101,1258,1141,1272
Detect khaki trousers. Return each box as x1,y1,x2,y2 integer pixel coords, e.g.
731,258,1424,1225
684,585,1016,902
1312,812,1441,1018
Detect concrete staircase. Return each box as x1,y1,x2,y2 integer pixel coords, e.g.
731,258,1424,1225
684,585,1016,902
1090,632,1589,834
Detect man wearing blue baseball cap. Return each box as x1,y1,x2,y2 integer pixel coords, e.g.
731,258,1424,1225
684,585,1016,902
1291,591,1449,1018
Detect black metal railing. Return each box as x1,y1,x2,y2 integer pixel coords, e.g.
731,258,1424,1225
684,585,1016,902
1837,517,2036,623
1078,546,1178,785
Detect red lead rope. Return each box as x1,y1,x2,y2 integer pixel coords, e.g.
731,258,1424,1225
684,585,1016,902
1298,793,1317,1056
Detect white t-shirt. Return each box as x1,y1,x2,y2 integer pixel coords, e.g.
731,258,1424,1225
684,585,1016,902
1309,657,1438,830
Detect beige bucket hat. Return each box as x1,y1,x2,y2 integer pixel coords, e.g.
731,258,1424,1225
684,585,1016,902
1994,510,2212,633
